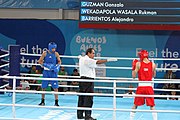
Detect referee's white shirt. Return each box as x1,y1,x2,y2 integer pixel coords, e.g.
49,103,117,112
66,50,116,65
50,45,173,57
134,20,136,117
79,55,97,78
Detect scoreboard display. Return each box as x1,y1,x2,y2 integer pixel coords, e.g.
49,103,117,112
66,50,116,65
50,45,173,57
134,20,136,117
79,0,180,30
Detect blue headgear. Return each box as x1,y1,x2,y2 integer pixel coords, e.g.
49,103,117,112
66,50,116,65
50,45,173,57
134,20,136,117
48,42,57,53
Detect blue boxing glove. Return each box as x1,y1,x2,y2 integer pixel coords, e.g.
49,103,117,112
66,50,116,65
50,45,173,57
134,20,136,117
52,64,60,73
43,63,54,71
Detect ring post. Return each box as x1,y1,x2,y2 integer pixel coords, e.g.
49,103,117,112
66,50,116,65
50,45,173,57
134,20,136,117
113,80,117,120
12,76,16,118
9,45,20,87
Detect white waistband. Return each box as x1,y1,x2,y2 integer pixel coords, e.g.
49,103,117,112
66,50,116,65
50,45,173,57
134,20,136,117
44,67,50,71
138,83,152,86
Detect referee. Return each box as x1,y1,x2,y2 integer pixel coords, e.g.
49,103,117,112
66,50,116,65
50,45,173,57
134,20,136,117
77,48,117,120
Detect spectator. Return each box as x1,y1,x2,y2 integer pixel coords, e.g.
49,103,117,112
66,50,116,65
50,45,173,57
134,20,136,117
168,91,178,100
58,66,68,92
72,68,80,76
28,65,38,90
58,66,68,76
162,70,176,95
177,84,180,95
164,70,176,79
28,65,37,74
69,68,79,91
123,85,135,98
127,85,135,94
17,75,30,90
20,79,30,90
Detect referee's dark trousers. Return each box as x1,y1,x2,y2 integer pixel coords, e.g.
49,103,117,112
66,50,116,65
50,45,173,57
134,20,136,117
77,76,94,118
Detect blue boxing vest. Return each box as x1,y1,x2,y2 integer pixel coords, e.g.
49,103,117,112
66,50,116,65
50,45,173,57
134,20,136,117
44,52,57,65
42,52,58,89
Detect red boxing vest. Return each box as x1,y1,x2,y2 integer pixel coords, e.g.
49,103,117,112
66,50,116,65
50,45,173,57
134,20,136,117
138,61,153,81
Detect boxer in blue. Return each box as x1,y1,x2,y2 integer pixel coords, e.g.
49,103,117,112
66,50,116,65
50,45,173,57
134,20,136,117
38,42,61,106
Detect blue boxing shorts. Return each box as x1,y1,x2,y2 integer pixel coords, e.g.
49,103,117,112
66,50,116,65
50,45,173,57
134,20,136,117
42,70,59,89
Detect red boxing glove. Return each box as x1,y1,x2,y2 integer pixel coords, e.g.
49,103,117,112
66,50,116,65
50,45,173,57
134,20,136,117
132,59,138,70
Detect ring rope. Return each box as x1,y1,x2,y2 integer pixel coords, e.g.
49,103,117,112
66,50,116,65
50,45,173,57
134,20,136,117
1,75,180,84
116,87,180,92
0,63,9,69
0,49,9,52
20,53,40,57
1,89,114,97
1,69,9,73
0,103,179,113
2,73,9,76
96,57,180,61
0,83,9,89
1,59,9,63
28,83,113,90
1,89,180,98
26,83,180,92
21,73,180,81
0,53,9,58
20,53,180,61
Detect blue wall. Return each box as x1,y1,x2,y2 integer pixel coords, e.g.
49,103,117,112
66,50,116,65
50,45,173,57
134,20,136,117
0,19,179,92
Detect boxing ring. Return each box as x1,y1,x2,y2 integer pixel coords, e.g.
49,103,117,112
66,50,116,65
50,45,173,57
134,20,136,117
0,50,180,120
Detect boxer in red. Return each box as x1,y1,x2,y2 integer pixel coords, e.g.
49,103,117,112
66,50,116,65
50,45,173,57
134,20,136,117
130,50,157,120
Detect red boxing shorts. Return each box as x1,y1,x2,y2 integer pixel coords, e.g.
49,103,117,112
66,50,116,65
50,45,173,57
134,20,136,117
134,86,155,106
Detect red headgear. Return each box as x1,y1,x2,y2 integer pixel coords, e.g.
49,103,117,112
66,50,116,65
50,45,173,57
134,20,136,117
138,50,148,61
